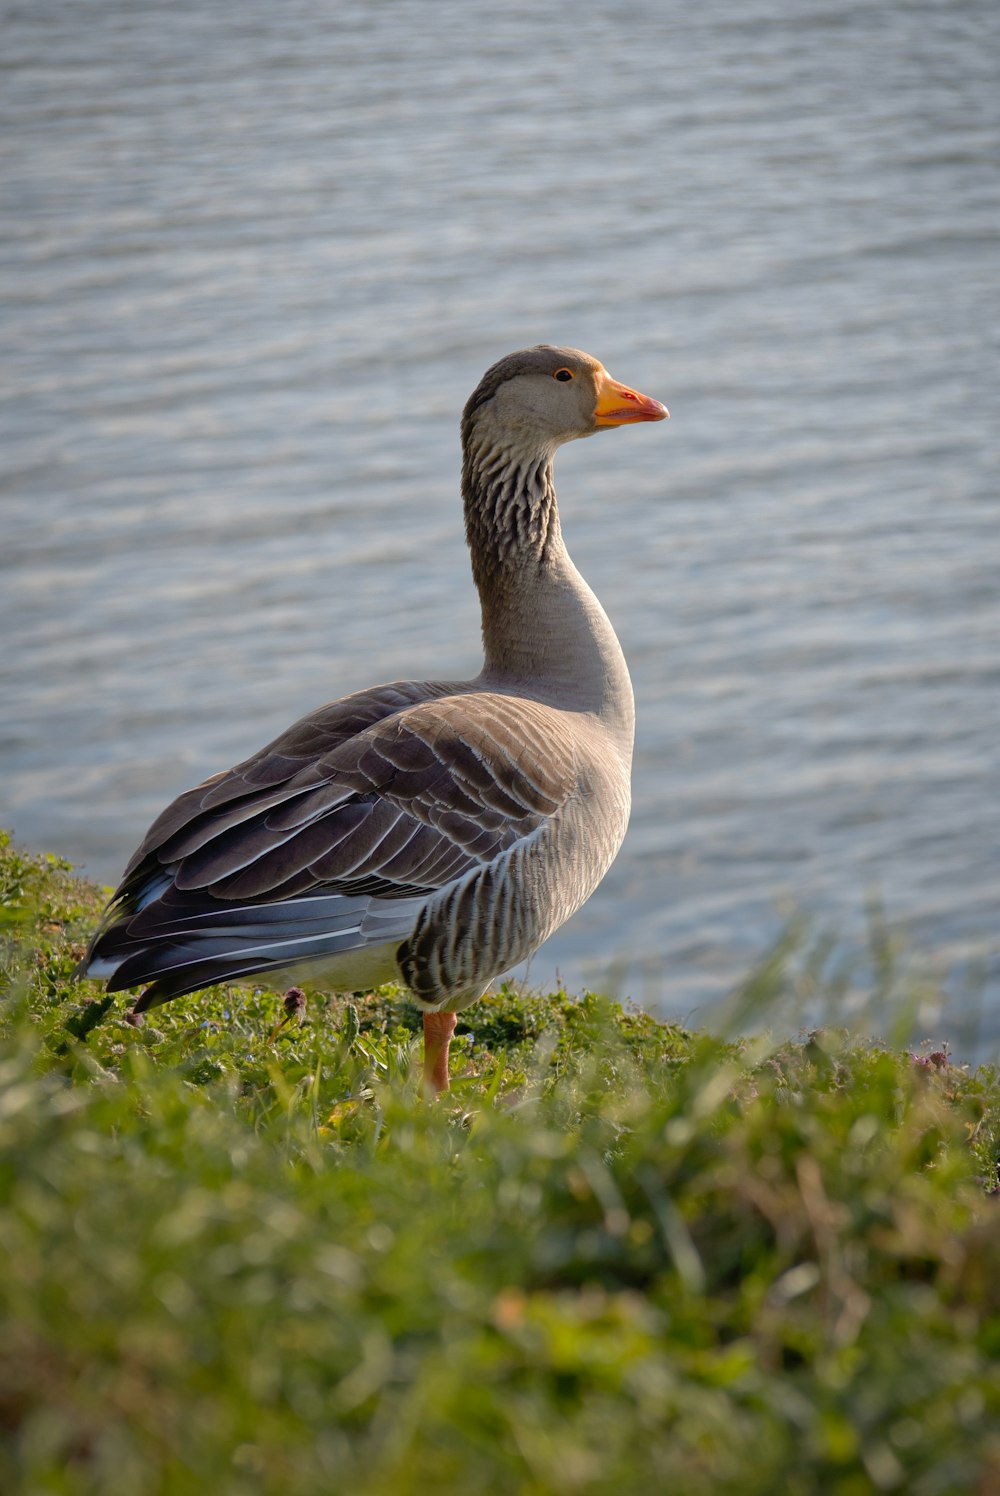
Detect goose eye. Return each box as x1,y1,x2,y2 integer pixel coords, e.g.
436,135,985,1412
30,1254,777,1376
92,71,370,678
553,368,574,383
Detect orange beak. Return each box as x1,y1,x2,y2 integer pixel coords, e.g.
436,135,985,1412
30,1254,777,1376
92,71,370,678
593,370,669,427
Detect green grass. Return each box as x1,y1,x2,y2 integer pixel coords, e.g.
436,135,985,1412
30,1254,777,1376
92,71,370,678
1,830,998,1495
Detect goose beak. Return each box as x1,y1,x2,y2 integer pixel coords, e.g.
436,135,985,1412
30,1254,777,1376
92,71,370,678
593,372,669,426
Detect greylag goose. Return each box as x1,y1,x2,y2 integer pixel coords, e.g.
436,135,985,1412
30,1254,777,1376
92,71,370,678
78,346,668,1092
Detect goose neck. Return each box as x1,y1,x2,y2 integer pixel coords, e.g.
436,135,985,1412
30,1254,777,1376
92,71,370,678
462,440,634,739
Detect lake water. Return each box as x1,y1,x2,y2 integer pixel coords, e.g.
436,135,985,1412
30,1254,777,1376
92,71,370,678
3,0,998,1051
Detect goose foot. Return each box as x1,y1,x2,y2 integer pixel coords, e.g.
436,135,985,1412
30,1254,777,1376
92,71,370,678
422,1010,457,1096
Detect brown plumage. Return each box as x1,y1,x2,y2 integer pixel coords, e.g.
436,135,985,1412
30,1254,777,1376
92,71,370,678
78,346,667,1092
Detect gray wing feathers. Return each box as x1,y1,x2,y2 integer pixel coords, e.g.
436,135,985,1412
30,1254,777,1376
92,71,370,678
162,694,573,897
82,682,582,1007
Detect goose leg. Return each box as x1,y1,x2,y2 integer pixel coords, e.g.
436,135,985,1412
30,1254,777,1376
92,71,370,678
422,1010,457,1095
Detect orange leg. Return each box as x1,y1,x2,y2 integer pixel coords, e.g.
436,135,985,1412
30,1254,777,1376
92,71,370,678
422,1010,458,1095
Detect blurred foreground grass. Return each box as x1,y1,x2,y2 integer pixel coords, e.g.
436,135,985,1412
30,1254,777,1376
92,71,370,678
1,830,998,1495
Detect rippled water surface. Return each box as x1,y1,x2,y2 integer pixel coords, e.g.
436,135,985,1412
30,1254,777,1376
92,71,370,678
3,1,998,1046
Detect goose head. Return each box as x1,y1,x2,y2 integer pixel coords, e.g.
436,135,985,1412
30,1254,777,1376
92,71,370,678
462,345,668,461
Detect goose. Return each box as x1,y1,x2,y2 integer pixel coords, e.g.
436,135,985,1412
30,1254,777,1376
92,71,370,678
78,346,668,1093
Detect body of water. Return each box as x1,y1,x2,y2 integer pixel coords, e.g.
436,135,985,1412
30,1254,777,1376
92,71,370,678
3,0,998,1047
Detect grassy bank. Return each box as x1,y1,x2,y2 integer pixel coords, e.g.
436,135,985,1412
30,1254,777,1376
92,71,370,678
1,831,998,1494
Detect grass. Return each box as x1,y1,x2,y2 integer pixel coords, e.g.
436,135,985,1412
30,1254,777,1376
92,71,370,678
1,829,998,1495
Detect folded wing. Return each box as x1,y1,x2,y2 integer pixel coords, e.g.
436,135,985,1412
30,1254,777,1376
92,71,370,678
80,681,578,1008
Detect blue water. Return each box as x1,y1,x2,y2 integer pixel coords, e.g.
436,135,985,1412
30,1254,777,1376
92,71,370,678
3,0,998,1049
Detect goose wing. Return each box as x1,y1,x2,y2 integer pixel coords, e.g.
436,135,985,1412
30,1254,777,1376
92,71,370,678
82,683,579,1005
